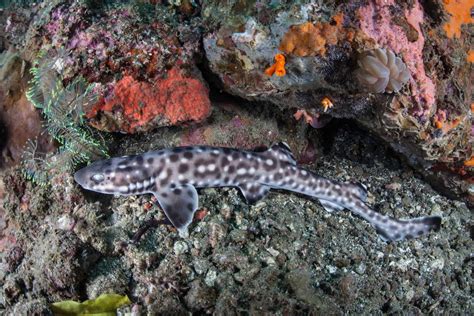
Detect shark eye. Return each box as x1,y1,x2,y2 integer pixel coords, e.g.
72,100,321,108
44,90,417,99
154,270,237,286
91,174,105,182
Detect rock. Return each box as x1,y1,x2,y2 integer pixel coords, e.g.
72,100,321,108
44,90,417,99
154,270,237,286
85,258,130,299
4,230,99,307
147,293,188,315
355,262,367,275
29,231,99,300
4,1,208,133
173,240,189,255
10,298,52,315
286,268,340,312
208,220,227,248
202,1,473,205
193,259,209,275
0,49,54,168
184,280,217,311
214,289,239,316
337,274,357,303
204,269,218,287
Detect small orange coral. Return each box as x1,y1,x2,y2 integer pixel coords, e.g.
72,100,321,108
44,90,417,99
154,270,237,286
294,109,313,123
443,0,474,38
433,110,462,133
321,97,333,112
279,12,351,57
468,50,474,63
464,157,474,167
265,53,286,77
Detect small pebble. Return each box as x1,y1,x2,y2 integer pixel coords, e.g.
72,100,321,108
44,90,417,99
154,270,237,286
355,262,366,275
173,240,189,255
204,269,217,287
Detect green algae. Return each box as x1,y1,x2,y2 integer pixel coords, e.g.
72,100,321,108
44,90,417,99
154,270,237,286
51,294,131,316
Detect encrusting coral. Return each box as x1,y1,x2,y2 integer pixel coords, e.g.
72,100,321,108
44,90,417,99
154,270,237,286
354,48,410,93
356,0,436,111
87,67,211,133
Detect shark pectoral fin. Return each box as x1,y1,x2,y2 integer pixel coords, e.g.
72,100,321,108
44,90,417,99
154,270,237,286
239,183,271,204
153,184,199,237
318,199,345,213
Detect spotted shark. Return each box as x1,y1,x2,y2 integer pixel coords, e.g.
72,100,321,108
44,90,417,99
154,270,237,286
74,143,441,241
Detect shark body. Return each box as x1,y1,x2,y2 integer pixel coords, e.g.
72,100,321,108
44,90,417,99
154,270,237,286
74,143,441,241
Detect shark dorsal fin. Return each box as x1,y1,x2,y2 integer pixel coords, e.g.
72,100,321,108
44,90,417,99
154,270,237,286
266,142,296,165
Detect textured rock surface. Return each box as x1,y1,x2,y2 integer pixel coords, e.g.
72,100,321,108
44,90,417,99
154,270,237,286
202,0,473,205
3,0,208,133
0,49,53,168
3,1,470,200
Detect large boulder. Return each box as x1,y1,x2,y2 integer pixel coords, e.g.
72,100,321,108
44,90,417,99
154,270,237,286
202,0,473,204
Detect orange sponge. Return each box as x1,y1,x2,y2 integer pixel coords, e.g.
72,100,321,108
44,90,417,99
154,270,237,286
265,53,286,77
279,12,351,57
443,0,474,38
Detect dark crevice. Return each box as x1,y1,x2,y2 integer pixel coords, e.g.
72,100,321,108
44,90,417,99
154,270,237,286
0,116,8,169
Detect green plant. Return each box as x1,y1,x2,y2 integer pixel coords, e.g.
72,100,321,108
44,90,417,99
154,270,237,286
22,49,108,185
51,293,131,315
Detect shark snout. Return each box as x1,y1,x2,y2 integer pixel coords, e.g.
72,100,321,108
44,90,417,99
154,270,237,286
74,167,89,188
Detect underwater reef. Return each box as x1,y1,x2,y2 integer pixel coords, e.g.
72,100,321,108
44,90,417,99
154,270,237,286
0,0,472,314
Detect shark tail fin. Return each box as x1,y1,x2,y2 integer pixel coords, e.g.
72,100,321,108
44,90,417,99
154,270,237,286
374,215,441,242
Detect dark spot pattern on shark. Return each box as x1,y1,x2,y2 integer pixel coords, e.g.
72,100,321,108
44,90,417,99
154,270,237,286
74,143,442,241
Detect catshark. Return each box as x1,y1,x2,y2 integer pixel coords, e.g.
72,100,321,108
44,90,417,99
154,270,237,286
74,143,441,241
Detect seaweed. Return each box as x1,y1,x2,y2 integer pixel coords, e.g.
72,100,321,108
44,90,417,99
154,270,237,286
51,293,131,315
22,49,108,186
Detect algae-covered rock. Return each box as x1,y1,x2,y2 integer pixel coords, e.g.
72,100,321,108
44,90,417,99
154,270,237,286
10,298,52,315
3,0,210,133
3,230,99,306
85,258,130,299
202,0,473,205
184,279,217,312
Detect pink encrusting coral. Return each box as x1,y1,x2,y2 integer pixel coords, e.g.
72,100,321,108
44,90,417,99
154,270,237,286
357,0,436,116
87,68,211,133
